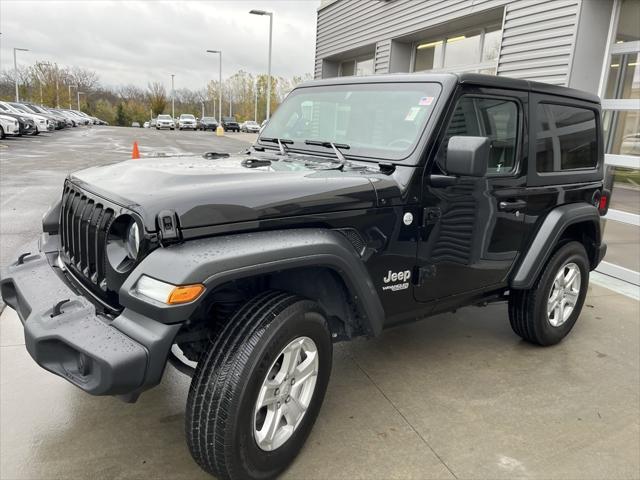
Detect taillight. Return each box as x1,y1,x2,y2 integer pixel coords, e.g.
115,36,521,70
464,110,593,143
598,190,610,216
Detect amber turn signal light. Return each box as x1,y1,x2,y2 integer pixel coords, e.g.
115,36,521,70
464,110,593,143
167,284,205,305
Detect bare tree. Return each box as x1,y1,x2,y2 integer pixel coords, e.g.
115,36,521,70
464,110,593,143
147,81,167,116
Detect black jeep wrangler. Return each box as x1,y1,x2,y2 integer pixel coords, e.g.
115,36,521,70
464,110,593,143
221,115,240,132
1,73,608,480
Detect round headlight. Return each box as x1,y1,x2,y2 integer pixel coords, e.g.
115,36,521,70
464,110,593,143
125,221,140,260
106,215,141,273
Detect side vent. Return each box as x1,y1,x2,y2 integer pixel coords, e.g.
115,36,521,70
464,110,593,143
335,228,366,256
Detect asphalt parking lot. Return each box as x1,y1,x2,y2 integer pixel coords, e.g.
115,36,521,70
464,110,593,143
1,127,639,479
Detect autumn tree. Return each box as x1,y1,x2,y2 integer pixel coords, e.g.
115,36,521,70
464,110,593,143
147,81,167,116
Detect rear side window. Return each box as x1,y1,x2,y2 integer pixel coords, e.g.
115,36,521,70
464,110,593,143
535,104,597,172
438,96,519,174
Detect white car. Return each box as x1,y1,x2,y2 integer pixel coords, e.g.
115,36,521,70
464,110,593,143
143,121,150,128
241,120,261,133
156,114,175,130
0,114,19,138
0,101,49,134
178,114,197,130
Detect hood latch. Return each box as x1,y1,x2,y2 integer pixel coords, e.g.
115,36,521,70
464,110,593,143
158,210,180,243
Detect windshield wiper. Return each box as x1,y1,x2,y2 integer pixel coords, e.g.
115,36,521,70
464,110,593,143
304,140,350,168
260,137,293,155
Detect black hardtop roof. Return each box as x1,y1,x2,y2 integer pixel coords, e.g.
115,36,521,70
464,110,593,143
298,72,600,104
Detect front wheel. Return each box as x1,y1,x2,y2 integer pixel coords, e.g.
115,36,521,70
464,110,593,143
509,241,589,346
186,290,332,480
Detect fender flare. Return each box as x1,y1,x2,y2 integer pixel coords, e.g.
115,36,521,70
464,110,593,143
510,203,602,290
120,228,385,336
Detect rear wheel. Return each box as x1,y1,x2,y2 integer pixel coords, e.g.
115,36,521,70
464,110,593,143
509,241,589,346
0,126,4,139
186,290,332,480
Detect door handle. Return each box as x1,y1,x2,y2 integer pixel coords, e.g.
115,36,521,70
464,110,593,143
499,200,527,212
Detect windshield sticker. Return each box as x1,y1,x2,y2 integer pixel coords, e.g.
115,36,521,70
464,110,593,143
419,96,434,106
404,107,421,122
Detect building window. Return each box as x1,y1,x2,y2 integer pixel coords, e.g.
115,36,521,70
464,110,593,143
597,0,640,286
413,25,502,75
339,55,375,77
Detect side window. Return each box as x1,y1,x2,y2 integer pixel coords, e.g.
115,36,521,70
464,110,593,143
535,104,598,172
438,96,519,175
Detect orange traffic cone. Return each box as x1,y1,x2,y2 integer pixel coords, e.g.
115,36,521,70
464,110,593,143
132,141,140,159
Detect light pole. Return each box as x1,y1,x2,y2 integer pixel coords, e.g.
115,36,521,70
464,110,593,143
77,91,84,111
206,50,222,122
68,85,77,110
254,80,258,122
13,47,29,102
249,10,273,120
170,74,175,119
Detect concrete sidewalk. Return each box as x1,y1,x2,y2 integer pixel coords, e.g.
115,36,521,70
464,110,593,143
1,283,638,479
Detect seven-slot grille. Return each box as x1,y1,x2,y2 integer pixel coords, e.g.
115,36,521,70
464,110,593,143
59,183,115,290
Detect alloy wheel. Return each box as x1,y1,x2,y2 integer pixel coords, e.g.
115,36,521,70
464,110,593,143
547,262,581,327
253,336,319,451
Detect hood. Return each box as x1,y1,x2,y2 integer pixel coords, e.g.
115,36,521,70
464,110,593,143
69,152,379,232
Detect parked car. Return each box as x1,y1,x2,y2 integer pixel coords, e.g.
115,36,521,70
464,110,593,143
20,103,64,130
178,114,197,130
0,103,38,135
0,101,49,134
55,110,81,127
621,133,640,156
0,73,609,480
62,110,90,126
150,118,157,128
0,114,20,138
156,114,175,130
143,121,150,128
131,122,141,128
221,115,240,132
199,117,218,131
241,120,260,133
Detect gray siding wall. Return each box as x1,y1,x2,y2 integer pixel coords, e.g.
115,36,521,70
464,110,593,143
497,0,580,85
315,0,586,87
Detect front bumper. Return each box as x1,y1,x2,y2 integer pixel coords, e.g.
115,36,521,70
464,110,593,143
0,235,181,400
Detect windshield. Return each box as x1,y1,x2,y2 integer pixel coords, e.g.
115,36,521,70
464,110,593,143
202,117,215,121
1,103,20,113
181,114,195,119
259,82,441,161
158,115,172,120
10,104,31,113
223,116,236,122
246,121,258,125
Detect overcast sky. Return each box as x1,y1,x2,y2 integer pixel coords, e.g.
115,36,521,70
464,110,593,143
0,0,320,90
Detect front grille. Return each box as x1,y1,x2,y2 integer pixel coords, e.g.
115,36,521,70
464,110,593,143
59,184,115,291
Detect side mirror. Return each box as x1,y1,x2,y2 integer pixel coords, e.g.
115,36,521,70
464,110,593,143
445,136,490,177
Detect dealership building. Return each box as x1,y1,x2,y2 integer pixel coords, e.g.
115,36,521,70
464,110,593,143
315,0,639,286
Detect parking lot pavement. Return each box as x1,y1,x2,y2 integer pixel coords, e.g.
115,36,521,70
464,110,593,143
0,126,255,273
1,126,639,479
1,283,638,479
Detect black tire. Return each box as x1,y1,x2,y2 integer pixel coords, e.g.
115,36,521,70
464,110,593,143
0,126,4,139
509,241,589,346
186,290,332,480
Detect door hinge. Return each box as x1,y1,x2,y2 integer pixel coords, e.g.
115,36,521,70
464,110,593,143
423,207,441,226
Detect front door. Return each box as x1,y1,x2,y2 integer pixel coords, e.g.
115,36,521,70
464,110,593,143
415,87,529,302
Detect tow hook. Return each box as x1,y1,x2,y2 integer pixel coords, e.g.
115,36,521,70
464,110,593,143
50,299,71,318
